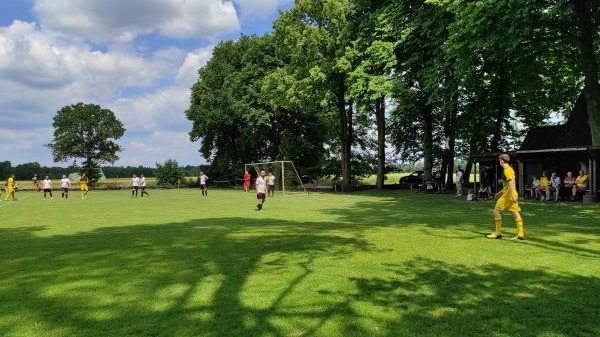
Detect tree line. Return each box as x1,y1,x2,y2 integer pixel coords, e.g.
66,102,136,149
185,0,599,191
0,160,202,182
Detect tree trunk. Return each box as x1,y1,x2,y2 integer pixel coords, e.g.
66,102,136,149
337,77,353,192
573,0,600,146
375,96,386,189
421,97,434,180
443,88,458,189
489,66,509,152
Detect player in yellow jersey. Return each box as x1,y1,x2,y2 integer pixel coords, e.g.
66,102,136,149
4,174,17,201
487,154,525,240
79,173,89,199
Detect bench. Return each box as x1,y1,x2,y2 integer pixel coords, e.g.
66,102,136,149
213,180,231,188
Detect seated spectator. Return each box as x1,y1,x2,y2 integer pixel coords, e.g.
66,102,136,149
549,172,561,201
529,176,540,199
563,171,575,189
571,170,589,200
538,172,550,201
478,185,491,200
466,189,475,201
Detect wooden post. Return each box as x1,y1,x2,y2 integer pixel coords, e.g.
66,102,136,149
518,160,525,201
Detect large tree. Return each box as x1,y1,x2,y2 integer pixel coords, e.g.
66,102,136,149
272,0,357,191
571,0,600,145
46,102,125,183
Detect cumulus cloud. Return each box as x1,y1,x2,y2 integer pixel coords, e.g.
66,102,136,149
233,0,293,20
32,0,240,42
1,0,289,166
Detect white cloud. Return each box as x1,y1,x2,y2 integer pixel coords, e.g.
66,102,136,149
233,0,293,20
0,0,288,166
175,46,214,86
32,0,240,42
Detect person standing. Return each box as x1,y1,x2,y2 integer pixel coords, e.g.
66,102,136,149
60,174,70,199
4,174,17,201
487,154,525,240
267,172,276,197
32,174,40,192
243,170,251,192
455,166,464,196
79,173,89,199
140,174,149,197
256,169,267,211
130,174,140,197
199,171,209,196
42,176,53,199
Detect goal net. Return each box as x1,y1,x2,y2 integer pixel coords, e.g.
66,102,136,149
245,161,307,195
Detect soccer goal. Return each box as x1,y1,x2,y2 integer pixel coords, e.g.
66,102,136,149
245,161,307,195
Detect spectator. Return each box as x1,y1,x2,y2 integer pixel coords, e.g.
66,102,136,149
434,170,444,193
455,166,464,196
571,170,588,201
478,185,491,200
538,172,550,201
530,176,540,199
550,172,561,201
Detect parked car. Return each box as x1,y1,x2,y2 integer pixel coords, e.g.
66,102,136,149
398,170,440,189
398,171,425,188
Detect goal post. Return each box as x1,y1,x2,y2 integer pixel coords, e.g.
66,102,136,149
245,161,307,195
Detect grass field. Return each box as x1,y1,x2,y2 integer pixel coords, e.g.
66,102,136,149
1,188,599,337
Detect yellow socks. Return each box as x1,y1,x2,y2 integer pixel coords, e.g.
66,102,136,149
494,219,502,235
516,219,525,238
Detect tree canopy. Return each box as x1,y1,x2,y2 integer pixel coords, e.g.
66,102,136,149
46,102,125,183
185,0,599,188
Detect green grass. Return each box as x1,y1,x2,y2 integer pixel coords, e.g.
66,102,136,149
1,188,599,336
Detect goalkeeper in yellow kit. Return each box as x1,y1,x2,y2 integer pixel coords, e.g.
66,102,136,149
487,154,525,240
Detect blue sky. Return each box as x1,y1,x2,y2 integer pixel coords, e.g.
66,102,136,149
0,0,293,167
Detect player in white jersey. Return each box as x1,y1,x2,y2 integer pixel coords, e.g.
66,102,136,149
42,176,53,199
140,174,149,197
256,169,267,211
130,174,140,197
60,174,70,199
267,172,276,197
199,171,209,196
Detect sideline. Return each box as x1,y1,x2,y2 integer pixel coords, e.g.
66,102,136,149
0,196,26,208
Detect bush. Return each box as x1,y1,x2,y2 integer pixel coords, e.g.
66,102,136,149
155,159,185,186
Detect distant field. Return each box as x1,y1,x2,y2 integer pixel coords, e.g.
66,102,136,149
1,188,598,336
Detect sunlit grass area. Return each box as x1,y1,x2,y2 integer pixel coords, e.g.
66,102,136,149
1,188,599,336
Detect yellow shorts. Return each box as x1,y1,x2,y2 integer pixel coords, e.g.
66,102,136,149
80,184,88,191
495,193,521,212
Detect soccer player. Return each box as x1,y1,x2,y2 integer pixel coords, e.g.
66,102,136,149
140,174,149,197
199,171,209,196
79,173,89,199
60,174,70,199
42,176,53,199
243,170,251,192
256,169,267,211
130,174,140,197
4,174,17,201
487,153,525,240
267,172,275,197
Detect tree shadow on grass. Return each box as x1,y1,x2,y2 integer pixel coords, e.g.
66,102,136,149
351,257,600,337
0,218,374,337
320,191,600,258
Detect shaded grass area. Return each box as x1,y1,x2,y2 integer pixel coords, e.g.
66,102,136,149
0,189,599,336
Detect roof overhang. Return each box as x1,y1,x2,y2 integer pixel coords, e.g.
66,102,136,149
516,147,589,154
